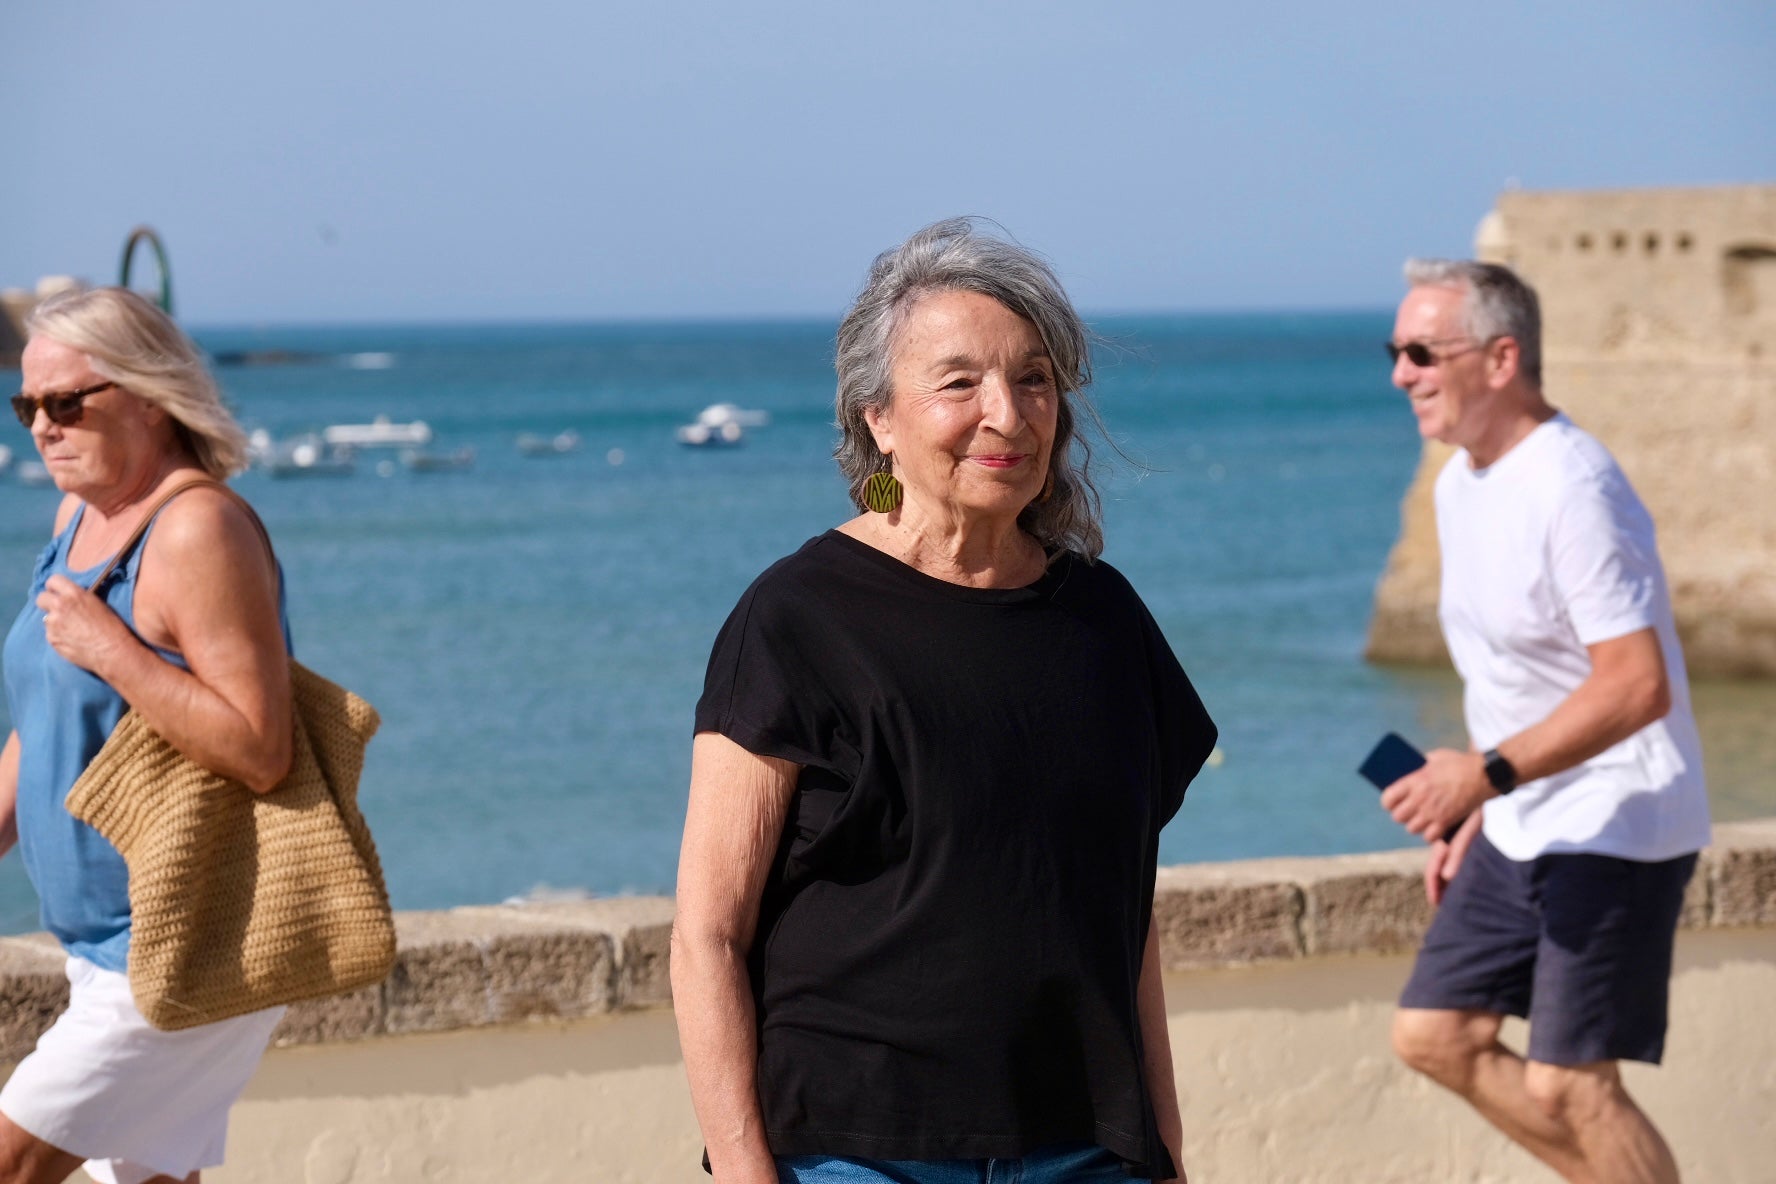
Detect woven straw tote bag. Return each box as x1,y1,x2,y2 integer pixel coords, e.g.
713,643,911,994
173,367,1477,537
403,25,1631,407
63,479,395,1030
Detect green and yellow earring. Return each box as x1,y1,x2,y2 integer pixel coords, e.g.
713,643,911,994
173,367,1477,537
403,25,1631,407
863,469,903,513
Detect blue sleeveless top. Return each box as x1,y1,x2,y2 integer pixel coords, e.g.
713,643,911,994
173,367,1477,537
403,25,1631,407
2,501,291,971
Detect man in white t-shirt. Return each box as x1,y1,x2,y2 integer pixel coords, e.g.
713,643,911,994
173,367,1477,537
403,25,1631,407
1378,259,1709,1184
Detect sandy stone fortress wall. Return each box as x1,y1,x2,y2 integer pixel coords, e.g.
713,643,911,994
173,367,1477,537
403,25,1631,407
1367,184,1776,675
0,280,83,370
2,821,1773,1182
0,296,30,369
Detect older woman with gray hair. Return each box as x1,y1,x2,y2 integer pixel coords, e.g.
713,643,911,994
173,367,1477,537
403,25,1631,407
0,288,292,1184
673,219,1217,1184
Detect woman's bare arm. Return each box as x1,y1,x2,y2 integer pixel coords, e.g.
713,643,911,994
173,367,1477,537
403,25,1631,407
671,731,799,1184
0,733,19,859
38,488,292,792
1139,917,1186,1183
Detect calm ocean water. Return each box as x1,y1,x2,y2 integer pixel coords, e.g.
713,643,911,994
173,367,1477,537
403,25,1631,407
2,314,1771,931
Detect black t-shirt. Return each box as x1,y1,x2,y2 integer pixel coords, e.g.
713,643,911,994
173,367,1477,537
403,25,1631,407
694,531,1216,1176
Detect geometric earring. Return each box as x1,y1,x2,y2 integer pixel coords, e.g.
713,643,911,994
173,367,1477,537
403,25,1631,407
863,469,904,513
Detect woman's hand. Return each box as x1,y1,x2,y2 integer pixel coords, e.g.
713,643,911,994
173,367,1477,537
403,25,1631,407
37,574,140,679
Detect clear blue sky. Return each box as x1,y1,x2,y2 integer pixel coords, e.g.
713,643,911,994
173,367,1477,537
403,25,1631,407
5,1,1772,325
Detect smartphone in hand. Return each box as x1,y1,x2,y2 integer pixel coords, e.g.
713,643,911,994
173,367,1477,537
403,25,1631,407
1358,732,1426,790
1359,733,1466,843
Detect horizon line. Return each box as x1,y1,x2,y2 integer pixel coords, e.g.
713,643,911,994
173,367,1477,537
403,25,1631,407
181,302,1392,335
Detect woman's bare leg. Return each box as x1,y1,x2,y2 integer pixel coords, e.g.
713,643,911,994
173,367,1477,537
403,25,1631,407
0,1112,81,1184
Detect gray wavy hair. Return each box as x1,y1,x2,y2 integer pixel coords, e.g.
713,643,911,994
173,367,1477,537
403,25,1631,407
1403,258,1543,386
834,217,1106,560
27,287,250,478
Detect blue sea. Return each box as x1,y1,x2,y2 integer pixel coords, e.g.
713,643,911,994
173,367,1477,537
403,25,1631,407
3,314,1771,932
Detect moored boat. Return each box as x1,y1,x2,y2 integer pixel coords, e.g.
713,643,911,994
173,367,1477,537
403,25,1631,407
401,446,475,473
517,430,581,457
323,415,432,448
264,435,355,478
675,420,744,447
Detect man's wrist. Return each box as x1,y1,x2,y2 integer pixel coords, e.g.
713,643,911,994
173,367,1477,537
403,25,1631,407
1482,747,1519,795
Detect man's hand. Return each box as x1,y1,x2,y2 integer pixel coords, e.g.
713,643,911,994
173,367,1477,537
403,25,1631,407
1424,808,1484,906
1381,747,1493,843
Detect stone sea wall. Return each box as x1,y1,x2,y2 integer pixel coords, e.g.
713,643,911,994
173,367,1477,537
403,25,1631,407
2,821,1773,1182
6,821,1773,1060
1368,184,1776,676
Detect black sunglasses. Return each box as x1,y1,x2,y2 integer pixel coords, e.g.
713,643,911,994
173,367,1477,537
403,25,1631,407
11,381,117,429
1385,337,1486,367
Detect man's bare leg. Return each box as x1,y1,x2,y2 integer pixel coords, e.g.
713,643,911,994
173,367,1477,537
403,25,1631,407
1393,1008,1588,1178
1394,1009,1680,1182
1524,1060,1678,1184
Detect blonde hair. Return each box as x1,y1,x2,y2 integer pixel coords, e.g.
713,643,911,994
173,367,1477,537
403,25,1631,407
26,287,249,477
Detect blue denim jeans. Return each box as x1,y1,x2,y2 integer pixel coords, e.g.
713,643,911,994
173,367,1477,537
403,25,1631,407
776,1141,1144,1183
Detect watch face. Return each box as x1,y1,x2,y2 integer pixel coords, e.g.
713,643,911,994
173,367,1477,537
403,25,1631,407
1485,750,1517,793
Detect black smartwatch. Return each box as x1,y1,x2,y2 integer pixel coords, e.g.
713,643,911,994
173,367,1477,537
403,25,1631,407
1482,748,1518,795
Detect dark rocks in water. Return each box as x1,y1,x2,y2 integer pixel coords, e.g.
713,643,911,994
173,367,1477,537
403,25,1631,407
209,348,329,367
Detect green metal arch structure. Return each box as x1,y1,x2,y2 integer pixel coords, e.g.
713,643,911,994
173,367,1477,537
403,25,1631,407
119,226,174,313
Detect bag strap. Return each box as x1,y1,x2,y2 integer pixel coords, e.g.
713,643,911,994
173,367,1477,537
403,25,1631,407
90,477,278,596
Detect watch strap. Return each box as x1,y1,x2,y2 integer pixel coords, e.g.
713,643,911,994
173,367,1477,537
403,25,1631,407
1483,748,1518,795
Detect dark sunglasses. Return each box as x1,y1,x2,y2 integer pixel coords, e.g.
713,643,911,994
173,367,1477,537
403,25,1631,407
11,381,116,429
1385,337,1486,367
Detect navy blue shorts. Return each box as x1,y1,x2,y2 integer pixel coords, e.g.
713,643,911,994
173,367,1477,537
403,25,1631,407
1399,832,1696,1066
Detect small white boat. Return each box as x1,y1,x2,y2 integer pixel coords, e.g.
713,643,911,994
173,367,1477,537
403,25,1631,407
401,446,475,473
517,430,581,457
0,444,13,474
341,352,395,370
15,460,54,487
695,402,770,429
322,415,432,448
676,401,768,446
265,435,355,478
675,420,744,447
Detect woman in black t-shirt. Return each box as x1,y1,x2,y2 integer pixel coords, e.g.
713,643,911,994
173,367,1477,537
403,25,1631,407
674,219,1216,1184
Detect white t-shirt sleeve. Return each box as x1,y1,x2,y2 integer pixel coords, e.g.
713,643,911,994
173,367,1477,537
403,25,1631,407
1547,470,1662,646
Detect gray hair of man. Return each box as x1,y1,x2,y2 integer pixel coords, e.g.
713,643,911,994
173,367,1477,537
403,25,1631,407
1403,258,1543,386
834,217,1107,560
26,287,250,478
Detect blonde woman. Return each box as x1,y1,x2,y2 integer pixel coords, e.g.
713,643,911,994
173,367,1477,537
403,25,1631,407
0,288,291,1184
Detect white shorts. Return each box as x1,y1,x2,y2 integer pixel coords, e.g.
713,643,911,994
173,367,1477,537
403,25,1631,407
0,956,284,1183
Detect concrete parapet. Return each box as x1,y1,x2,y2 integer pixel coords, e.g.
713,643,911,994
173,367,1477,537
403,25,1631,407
1289,849,1436,957
0,933,69,1062
1152,822,1768,972
0,896,680,1053
1705,816,1776,927
1,827,1772,1063
1152,861,1304,965
1151,847,1450,967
